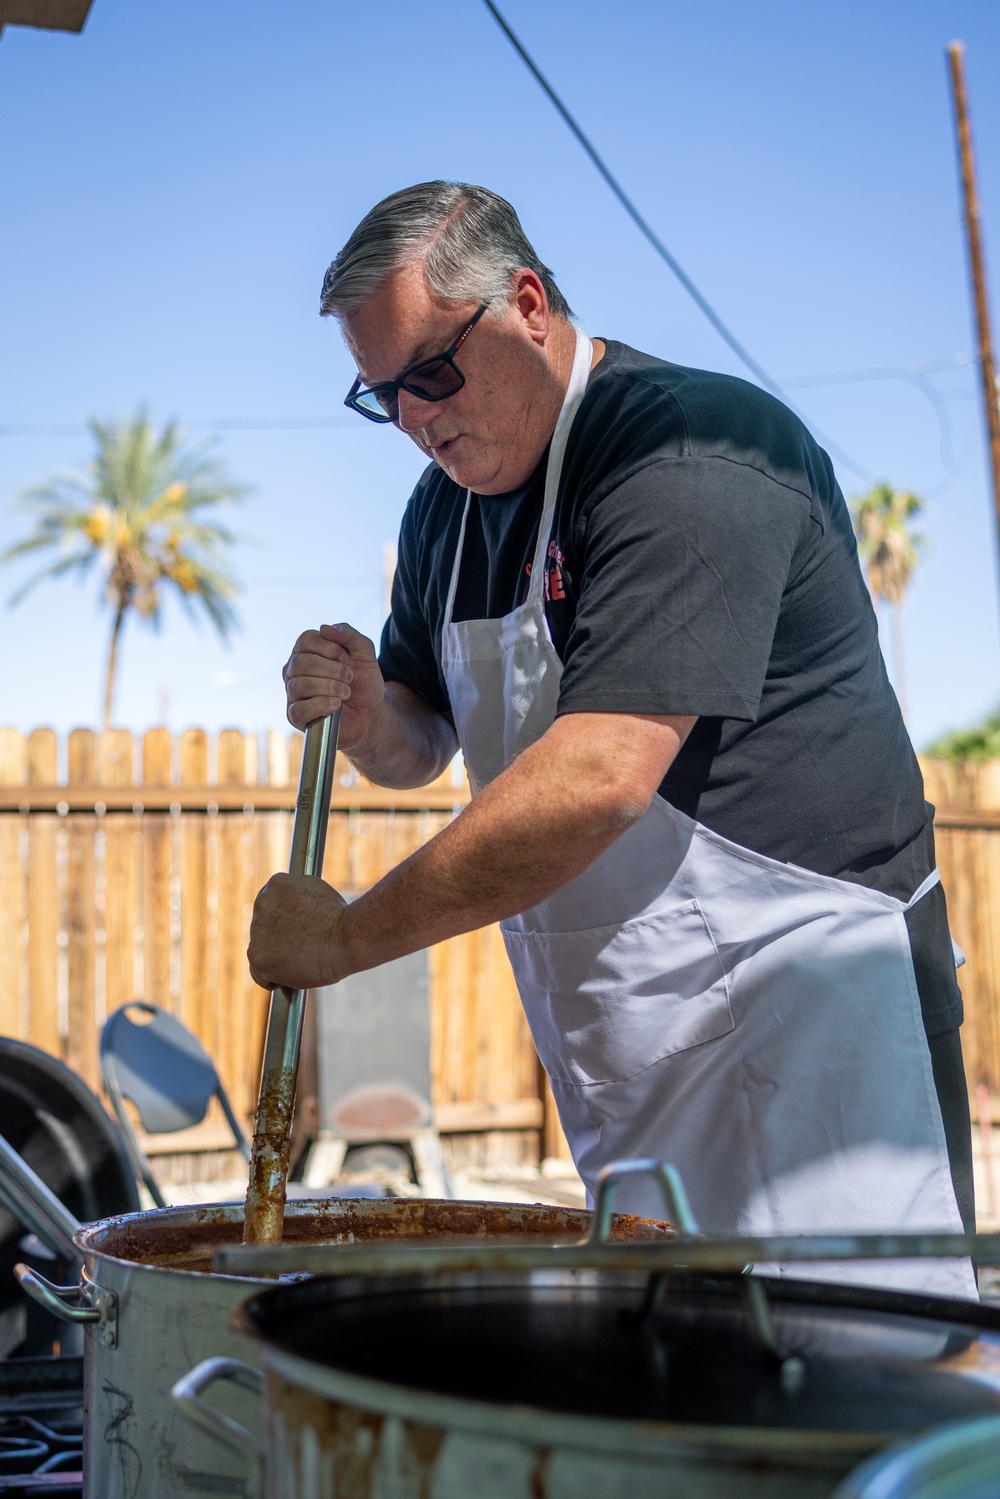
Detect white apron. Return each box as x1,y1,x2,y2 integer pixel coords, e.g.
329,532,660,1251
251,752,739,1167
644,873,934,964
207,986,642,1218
440,328,975,1299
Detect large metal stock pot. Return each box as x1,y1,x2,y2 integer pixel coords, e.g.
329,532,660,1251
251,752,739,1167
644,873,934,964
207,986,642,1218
178,1186,1000,1499
831,1414,1000,1498
17,1194,665,1499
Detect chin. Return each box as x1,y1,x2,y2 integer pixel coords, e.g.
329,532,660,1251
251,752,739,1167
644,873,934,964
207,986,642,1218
437,455,490,491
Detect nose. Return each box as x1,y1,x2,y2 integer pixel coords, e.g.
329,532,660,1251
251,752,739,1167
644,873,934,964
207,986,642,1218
396,387,445,435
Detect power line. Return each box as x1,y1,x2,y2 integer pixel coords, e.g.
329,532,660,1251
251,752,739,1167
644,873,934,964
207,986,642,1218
0,416,356,437
480,0,875,483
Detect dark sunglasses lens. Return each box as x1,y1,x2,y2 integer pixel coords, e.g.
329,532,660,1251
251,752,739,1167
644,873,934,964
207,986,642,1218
354,386,397,421
403,359,463,402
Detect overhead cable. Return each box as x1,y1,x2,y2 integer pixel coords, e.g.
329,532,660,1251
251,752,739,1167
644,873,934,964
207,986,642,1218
0,417,355,437
480,0,874,483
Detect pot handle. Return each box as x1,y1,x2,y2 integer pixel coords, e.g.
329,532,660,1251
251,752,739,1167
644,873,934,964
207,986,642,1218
171,1357,265,1480
586,1158,700,1243
14,1263,118,1347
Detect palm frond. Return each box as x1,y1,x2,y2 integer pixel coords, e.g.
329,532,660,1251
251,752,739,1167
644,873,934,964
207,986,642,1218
849,482,927,608
7,549,96,606
3,408,249,709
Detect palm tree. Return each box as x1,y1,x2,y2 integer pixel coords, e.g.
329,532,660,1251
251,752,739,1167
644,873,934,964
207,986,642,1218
851,482,926,721
3,412,248,729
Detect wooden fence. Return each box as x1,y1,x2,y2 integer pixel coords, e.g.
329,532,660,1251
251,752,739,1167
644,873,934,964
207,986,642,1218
2,729,1000,1176
0,727,547,1168
920,757,1000,1120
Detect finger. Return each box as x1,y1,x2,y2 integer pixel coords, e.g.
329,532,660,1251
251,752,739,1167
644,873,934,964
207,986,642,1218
319,622,376,659
287,695,349,731
285,661,354,696
286,631,352,676
286,678,352,710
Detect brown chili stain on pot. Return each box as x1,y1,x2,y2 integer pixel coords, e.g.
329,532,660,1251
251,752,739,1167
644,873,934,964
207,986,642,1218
90,1199,672,1274
272,1369,384,1497
402,1420,446,1499
530,1448,551,1499
271,1368,448,1499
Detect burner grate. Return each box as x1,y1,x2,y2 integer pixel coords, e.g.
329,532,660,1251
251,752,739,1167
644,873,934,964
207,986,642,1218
0,1361,82,1497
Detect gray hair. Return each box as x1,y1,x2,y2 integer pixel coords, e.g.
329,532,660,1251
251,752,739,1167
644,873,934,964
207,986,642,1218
320,181,572,322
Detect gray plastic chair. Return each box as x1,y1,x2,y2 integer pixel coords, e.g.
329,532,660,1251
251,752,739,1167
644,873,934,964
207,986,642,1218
100,1001,250,1210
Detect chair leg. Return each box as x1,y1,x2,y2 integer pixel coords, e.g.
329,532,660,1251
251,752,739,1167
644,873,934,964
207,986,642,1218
216,1086,251,1162
411,1130,453,1200
113,1102,168,1210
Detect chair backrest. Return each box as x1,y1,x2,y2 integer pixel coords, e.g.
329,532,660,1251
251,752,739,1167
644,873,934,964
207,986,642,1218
100,1002,220,1135
313,949,433,1139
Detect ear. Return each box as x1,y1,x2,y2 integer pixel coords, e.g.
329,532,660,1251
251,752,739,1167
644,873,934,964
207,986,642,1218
511,270,551,347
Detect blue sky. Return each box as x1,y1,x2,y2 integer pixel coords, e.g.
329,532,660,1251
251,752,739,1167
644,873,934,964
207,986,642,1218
1,0,999,750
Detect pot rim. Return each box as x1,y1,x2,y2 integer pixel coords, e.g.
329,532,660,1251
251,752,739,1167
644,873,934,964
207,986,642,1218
255,1339,898,1468
230,1271,1000,1460
71,1195,603,1281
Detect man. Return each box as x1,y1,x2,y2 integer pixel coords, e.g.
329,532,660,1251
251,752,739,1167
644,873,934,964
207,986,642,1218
249,181,975,1295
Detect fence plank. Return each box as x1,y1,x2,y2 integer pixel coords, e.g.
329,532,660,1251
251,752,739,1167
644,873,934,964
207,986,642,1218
180,731,210,1045
141,729,173,1014
0,730,27,1040
27,730,59,1056
66,730,98,1087
102,731,138,1017
216,730,254,1120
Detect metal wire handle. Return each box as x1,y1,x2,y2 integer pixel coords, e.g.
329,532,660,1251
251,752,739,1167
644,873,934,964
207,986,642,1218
587,1157,700,1243
171,1357,264,1482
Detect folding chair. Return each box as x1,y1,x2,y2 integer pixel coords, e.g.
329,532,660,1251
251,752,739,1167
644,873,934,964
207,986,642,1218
100,1001,250,1210
305,949,452,1198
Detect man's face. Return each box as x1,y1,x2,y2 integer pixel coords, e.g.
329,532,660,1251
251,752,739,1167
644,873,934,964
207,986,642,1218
344,262,556,494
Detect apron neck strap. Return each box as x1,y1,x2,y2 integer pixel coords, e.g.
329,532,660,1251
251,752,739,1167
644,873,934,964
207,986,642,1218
442,493,471,632
443,327,593,628
526,327,593,604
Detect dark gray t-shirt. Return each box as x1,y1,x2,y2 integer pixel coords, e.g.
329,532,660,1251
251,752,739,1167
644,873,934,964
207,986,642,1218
379,341,961,1033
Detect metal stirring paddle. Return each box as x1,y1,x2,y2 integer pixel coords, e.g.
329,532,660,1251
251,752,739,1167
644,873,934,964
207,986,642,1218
243,710,341,1244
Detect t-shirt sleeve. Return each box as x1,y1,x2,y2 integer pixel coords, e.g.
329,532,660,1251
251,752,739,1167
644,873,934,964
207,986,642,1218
556,456,812,721
378,481,452,719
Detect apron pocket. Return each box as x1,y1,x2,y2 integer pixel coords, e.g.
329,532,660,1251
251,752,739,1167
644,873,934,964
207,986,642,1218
502,900,733,1085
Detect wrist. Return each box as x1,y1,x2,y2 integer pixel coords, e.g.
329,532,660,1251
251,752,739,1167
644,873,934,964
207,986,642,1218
343,693,391,769
323,898,359,986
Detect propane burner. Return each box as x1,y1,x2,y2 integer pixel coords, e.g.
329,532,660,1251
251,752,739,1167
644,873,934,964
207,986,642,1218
0,1358,83,1495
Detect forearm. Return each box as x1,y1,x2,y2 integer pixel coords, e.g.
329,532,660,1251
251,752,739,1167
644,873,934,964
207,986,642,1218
348,681,458,789
247,711,695,993
335,712,686,979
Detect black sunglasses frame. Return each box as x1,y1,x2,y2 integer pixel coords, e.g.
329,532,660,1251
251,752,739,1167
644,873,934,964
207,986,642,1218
344,302,491,424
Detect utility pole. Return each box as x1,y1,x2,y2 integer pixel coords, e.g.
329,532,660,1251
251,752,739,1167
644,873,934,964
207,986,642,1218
947,41,1000,574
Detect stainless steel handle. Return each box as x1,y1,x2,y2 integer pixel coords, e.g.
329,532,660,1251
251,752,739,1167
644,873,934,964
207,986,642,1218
14,1264,117,1347
244,710,341,1245
587,1158,700,1244
171,1357,264,1487
0,1131,82,1261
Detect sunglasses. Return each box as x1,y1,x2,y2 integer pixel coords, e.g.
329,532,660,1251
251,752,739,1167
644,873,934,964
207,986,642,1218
344,302,491,424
